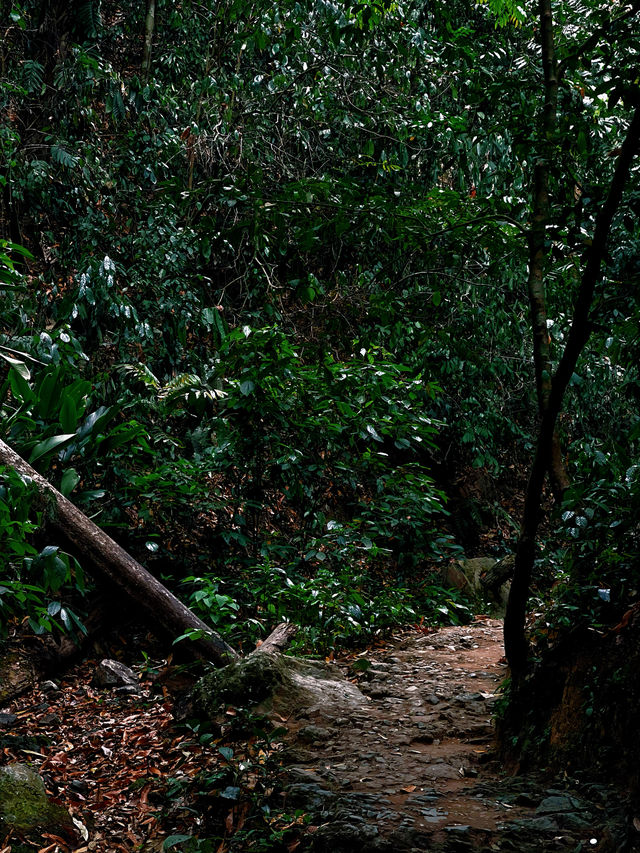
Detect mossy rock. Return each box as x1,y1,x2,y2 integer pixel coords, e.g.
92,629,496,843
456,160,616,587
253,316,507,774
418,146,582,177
0,763,75,842
192,651,288,714
191,650,364,720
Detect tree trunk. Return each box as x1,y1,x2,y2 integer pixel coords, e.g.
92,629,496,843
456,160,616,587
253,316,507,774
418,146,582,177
505,103,640,677
526,0,569,501
0,438,239,667
142,0,155,79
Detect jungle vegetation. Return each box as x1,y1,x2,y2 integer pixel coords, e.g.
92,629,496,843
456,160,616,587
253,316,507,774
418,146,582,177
1,0,639,777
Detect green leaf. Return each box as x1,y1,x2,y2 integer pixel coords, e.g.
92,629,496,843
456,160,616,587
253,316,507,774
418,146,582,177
36,369,61,419
220,786,241,800
50,145,79,169
163,836,193,851
0,353,30,380
8,365,34,403
59,394,79,433
60,468,81,497
29,434,76,464
351,657,372,671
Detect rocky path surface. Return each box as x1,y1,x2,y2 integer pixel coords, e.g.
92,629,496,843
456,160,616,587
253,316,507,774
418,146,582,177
278,617,636,852
2,617,637,851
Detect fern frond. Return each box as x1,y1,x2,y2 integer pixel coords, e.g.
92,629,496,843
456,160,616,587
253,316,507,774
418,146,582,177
50,144,79,169
105,86,126,122
75,0,102,38
120,362,160,391
22,60,44,94
158,373,200,401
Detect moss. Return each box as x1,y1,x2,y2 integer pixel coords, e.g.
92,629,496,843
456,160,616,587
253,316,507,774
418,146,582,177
0,763,74,840
192,653,288,717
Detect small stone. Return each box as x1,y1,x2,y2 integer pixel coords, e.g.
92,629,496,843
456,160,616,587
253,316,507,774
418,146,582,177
0,713,18,727
93,659,138,689
424,764,463,780
298,725,332,743
537,795,583,814
115,685,142,696
41,681,60,694
412,731,435,744
427,694,441,705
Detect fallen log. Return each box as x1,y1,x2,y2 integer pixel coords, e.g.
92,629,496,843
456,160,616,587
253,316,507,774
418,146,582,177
480,553,516,594
254,622,298,655
0,439,239,666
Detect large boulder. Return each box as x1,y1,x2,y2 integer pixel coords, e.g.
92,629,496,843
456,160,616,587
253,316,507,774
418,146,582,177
190,650,365,721
0,763,76,843
442,555,514,617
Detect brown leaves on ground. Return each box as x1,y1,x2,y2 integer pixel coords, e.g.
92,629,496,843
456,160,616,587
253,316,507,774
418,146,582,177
2,659,276,852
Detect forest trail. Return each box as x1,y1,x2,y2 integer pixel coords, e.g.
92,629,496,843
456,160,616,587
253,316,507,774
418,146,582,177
279,617,634,852
2,618,634,851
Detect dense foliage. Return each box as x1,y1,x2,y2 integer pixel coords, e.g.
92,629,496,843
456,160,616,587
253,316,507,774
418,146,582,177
1,0,639,670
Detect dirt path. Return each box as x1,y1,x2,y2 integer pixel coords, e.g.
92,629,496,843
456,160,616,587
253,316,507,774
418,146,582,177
2,618,636,851
278,617,635,852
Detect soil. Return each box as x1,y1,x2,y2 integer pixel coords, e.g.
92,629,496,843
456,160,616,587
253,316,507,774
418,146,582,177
1,618,638,851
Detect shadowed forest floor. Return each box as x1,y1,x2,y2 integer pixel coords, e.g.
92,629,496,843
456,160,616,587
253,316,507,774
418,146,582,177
2,619,637,851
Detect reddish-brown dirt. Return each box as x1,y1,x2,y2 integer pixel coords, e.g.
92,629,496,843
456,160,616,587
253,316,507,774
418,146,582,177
275,617,636,851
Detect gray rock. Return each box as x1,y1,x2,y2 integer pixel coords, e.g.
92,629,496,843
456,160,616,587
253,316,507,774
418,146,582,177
192,651,366,718
299,725,332,743
536,794,583,814
286,782,336,811
115,684,142,695
311,819,379,852
0,713,18,727
93,659,138,688
424,764,463,780
508,815,559,832
411,730,435,744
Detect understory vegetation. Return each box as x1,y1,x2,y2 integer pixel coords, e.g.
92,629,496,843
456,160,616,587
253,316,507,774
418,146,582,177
1,0,639,775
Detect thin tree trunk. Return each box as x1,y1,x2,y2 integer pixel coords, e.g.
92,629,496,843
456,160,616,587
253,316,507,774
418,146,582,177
505,104,640,677
526,0,569,500
0,438,239,667
142,0,155,79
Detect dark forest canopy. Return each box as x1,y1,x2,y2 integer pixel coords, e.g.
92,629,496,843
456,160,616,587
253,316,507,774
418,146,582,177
1,0,640,787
